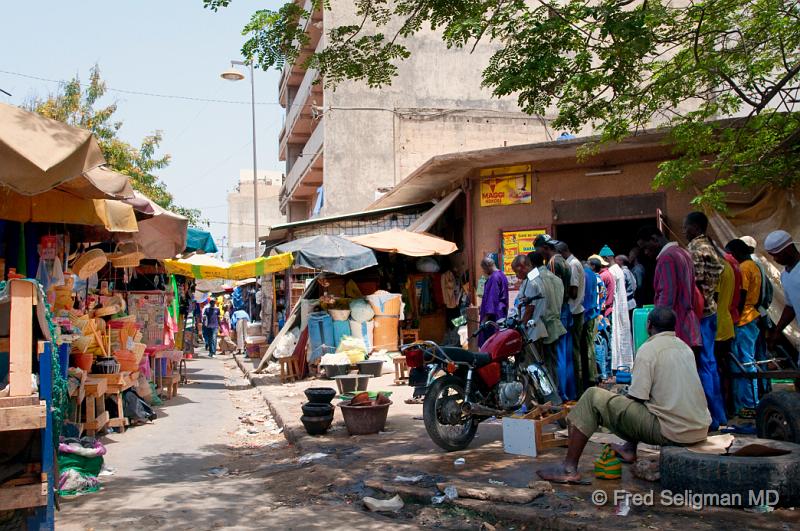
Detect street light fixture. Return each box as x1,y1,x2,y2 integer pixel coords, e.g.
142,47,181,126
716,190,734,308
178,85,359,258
220,59,259,259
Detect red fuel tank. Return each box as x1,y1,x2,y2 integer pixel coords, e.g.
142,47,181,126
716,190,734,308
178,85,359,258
480,328,523,361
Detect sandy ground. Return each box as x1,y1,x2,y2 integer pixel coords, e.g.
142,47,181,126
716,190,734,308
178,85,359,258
55,351,800,530
56,354,422,530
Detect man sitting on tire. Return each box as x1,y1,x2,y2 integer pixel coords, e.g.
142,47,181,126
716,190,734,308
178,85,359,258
538,307,711,484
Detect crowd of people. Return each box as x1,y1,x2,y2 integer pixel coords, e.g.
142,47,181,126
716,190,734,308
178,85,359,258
479,213,799,428
478,217,799,484
191,297,251,356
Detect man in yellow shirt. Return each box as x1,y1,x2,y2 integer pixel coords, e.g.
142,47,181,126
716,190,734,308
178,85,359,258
725,239,761,417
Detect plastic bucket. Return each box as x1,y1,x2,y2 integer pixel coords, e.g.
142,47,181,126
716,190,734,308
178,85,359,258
357,359,384,377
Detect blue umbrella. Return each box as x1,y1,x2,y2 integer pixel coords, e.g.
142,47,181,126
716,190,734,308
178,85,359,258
186,227,218,254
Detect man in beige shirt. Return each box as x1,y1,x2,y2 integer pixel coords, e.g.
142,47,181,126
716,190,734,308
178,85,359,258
538,307,711,484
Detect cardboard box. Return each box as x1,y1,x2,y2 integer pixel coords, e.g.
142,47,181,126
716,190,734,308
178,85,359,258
502,416,537,457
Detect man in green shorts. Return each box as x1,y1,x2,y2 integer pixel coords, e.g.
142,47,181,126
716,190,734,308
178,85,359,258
537,307,711,484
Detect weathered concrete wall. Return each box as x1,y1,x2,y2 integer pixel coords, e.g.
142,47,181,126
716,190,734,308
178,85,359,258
320,0,556,216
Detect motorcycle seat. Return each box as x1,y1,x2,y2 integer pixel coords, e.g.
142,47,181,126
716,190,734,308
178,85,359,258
441,347,493,367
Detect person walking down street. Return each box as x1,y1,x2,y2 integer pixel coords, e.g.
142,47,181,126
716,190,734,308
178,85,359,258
202,299,220,357
528,251,568,391
534,235,575,400
684,212,727,429
231,308,251,354
637,226,702,350
537,307,711,484
478,256,509,345
764,230,800,349
725,239,762,417
558,242,587,396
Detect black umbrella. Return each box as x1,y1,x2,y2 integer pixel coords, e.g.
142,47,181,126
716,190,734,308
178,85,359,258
275,235,377,275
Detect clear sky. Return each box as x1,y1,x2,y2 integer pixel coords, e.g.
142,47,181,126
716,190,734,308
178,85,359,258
0,0,285,250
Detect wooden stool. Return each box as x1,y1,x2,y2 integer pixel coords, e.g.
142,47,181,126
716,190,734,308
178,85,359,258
401,329,419,345
279,357,298,383
393,356,408,385
83,378,110,437
522,402,572,453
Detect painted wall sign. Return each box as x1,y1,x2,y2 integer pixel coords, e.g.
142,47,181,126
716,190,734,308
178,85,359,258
479,164,532,207
502,228,546,277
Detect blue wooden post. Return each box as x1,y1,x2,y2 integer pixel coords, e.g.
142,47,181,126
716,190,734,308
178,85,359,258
28,342,55,530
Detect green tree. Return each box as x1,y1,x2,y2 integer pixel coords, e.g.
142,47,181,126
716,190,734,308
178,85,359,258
208,0,800,208
29,65,204,225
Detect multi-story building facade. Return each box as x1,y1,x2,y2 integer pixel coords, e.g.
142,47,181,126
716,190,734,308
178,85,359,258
227,169,284,261
278,0,559,222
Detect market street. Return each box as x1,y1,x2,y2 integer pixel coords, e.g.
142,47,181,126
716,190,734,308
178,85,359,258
56,353,420,530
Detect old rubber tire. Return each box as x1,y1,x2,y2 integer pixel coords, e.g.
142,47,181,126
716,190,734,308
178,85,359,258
423,375,478,452
756,391,800,443
660,439,800,506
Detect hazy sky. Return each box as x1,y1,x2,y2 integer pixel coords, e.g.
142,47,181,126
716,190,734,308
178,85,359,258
1,0,285,248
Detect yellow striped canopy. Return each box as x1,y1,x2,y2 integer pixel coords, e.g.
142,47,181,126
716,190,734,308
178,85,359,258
164,253,294,280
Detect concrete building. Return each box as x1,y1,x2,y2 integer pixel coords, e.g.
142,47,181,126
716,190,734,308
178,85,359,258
278,0,560,222
227,169,284,261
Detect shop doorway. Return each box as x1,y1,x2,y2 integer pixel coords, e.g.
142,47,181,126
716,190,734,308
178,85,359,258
554,218,656,262
555,217,658,305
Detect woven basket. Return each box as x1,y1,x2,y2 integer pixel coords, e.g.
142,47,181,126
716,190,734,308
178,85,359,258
72,249,107,279
108,243,145,268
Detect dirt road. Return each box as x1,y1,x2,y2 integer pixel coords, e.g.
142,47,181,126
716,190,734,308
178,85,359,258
56,355,425,530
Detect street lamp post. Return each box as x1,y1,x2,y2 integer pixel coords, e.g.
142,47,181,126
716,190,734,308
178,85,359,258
221,60,259,259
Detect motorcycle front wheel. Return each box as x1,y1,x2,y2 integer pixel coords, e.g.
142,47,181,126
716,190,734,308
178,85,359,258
423,375,478,452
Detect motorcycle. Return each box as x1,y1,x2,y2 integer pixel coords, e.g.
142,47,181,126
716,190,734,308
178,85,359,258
401,310,562,451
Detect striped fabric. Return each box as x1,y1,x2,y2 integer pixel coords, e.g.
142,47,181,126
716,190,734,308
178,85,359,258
655,244,702,347
594,445,622,479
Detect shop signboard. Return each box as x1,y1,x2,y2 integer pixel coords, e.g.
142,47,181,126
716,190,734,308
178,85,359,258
502,228,546,278
479,164,533,207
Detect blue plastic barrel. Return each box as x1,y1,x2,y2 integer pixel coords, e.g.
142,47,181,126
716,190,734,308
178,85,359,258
332,320,350,348
307,312,334,362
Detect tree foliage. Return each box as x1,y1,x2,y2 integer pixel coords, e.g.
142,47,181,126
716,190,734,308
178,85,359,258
29,65,204,225
208,0,800,208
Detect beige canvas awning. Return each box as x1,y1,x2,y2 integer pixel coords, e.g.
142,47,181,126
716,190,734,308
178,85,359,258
0,102,107,195
349,229,458,257
0,185,137,232
120,192,189,258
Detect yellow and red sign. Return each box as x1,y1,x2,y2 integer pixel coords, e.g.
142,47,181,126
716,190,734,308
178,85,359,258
502,229,546,277
479,164,533,207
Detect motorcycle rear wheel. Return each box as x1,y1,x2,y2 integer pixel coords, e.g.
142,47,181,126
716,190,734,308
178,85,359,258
423,375,478,452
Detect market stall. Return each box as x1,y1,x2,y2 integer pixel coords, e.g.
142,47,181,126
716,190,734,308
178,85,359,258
256,232,465,390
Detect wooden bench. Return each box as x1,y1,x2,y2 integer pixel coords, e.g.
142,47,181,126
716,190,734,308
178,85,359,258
83,378,110,437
